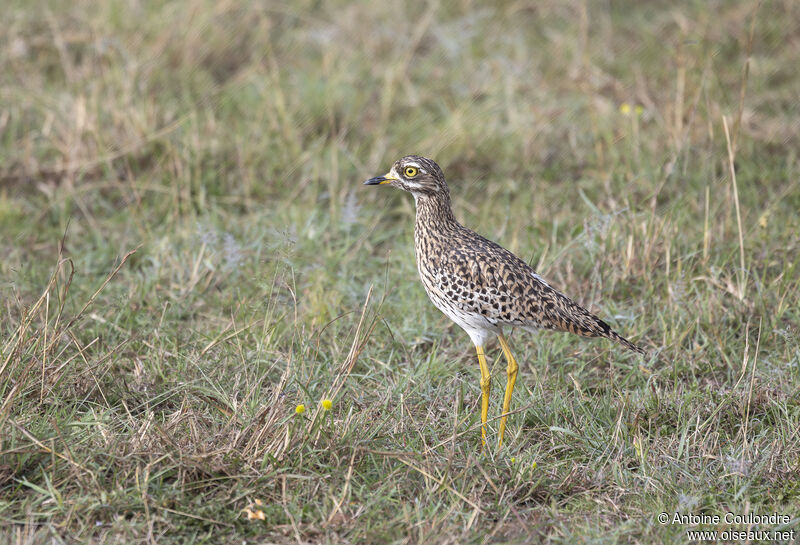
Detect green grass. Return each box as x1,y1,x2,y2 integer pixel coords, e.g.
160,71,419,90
2,0,800,543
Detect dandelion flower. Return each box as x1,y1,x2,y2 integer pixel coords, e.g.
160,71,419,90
511,457,516,463
295,404,306,415
619,103,631,115
321,399,333,411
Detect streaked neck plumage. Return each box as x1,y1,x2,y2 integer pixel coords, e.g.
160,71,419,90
413,189,461,275
413,190,458,235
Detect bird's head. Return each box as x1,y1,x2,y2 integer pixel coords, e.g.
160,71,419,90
364,155,447,197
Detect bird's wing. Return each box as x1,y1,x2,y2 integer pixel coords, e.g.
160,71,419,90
456,233,645,354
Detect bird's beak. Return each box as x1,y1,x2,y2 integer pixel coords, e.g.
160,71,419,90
364,172,398,186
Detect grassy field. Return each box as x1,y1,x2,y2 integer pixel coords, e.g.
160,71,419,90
2,0,800,543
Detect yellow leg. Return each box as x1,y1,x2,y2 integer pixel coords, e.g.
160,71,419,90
475,345,491,446
496,333,519,448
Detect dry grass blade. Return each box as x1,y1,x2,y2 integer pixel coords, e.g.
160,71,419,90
305,285,378,434
722,115,747,301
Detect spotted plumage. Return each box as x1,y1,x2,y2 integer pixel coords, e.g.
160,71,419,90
365,155,644,447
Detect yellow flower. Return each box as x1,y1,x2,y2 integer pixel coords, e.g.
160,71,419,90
635,105,644,116
245,508,265,521
321,399,333,411
531,461,537,470
510,457,516,463
619,103,631,115
244,500,266,521
295,404,306,415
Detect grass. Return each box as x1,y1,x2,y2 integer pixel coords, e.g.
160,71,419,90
2,0,799,542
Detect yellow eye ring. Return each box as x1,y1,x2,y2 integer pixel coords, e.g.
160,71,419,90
404,166,418,178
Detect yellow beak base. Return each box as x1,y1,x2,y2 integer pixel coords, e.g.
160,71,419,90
364,172,398,185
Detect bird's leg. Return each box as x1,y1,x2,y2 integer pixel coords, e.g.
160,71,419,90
496,333,519,448
475,345,491,447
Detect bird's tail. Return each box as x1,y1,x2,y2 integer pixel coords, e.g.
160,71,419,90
544,285,646,355
605,328,646,355
560,298,646,355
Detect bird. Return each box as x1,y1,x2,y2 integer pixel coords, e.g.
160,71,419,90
364,155,645,447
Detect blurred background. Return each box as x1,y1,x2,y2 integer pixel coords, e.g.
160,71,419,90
2,0,799,542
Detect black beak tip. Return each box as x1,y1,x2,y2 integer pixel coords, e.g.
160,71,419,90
364,176,387,186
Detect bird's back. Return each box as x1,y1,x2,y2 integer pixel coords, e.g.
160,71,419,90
414,212,644,354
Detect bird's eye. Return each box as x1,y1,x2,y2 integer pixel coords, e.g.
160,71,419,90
404,166,418,178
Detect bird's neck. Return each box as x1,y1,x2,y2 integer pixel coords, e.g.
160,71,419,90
413,192,459,234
